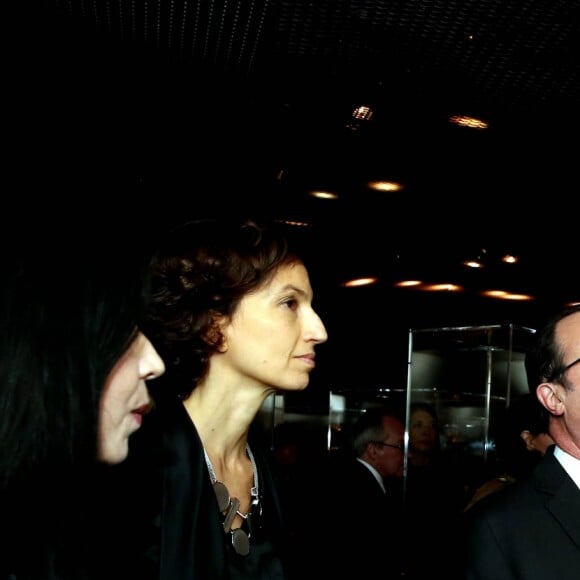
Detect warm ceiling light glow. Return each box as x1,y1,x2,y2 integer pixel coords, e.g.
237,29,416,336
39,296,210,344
501,254,518,264
276,219,312,228
422,283,464,292
503,292,534,301
448,115,489,129
351,105,374,121
309,190,339,199
483,290,508,298
462,259,484,268
367,180,403,192
346,105,375,131
462,248,487,268
342,277,378,287
481,290,534,301
394,280,423,287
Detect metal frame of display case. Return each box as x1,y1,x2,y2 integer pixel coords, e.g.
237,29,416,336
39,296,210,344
405,323,536,467
323,324,537,488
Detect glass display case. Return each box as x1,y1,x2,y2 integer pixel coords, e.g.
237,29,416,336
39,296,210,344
262,323,537,501
406,323,536,465
324,323,537,490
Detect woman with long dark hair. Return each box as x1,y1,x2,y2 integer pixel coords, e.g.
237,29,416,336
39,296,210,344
0,229,165,579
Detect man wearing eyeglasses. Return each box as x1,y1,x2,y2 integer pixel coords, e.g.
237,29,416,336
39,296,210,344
351,409,406,486
305,407,407,579
464,304,580,580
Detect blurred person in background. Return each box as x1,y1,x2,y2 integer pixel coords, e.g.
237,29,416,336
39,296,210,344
302,406,407,579
463,393,554,512
403,401,467,580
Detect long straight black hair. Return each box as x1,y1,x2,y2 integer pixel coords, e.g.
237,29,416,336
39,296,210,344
0,223,154,578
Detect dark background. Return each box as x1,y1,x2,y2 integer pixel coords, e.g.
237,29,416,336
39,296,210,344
9,1,579,406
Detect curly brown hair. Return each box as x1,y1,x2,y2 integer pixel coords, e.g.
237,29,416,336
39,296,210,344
145,218,302,399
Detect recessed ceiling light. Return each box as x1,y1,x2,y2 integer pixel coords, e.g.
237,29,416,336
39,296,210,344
481,290,534,301
275,219,312,228
351,105,374,121
342,277,378,287
393,280,422,288
462,259,484,269
309,190,339,199
421,283,464,292
367,180,403,192
449,115,489,129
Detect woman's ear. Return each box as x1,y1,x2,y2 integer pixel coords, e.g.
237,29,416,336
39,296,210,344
536,383,564,415
203,312,229,352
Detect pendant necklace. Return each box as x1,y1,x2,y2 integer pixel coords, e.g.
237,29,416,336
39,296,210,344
203,445,260,556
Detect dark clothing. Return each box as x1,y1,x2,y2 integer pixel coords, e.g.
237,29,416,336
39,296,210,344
463,447,580,580
301,453,405,579
1,466,118,580
403,457,467,580
109,398,288,580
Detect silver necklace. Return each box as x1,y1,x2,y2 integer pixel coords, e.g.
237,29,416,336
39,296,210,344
203,445,260,556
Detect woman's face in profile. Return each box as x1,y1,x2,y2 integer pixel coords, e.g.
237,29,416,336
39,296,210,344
98,332,165,464
220,262,328,392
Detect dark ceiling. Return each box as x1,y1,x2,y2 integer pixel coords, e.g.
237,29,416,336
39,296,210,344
13,1,579,394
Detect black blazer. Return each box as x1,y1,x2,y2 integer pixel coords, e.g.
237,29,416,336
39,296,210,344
107,398,288,580
464,447,580,580
303,455,405,579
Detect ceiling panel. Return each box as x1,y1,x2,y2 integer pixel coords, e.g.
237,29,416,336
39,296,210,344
9,1,579,390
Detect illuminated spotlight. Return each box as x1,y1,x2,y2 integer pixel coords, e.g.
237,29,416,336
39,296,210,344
352,105,374,121
449,115,489,129
462,259,484,269
501,254,518,264
502,292,534,301
309,190,339,200
481,290,534,301
367,180,403,192
393,280,423,288
462,248,487,268
342,277,378,287
346,105,375,131
482,290,508,298
422,283,464,292
275,219,312,228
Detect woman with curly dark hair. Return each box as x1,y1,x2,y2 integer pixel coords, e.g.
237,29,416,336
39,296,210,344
112,218,328,580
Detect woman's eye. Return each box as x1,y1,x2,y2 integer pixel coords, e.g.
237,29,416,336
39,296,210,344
283,298,298,310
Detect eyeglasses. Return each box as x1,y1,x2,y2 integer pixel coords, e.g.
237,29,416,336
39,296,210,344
550,357,580,382
371,441,404,452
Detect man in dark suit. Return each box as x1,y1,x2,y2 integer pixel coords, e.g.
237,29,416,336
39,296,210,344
304,407,406,579
464,304,580,579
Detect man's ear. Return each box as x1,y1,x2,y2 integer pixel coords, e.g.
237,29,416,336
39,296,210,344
536,383,564,415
